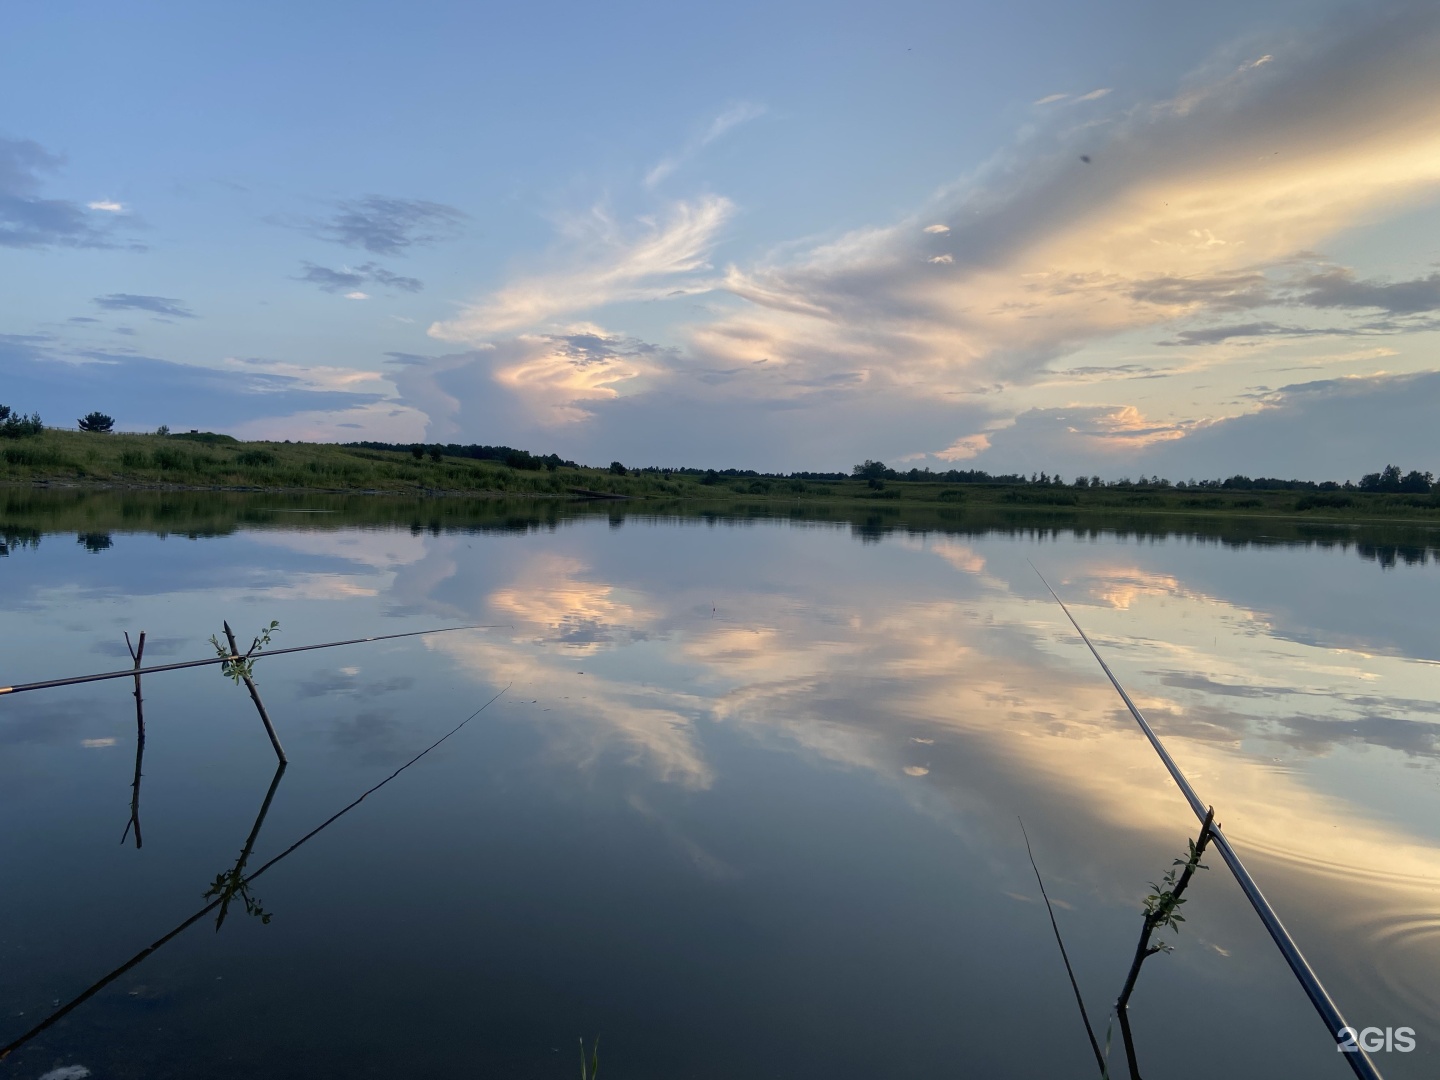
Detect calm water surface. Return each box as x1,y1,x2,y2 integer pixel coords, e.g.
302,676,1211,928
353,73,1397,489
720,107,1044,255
2,493,1438,1079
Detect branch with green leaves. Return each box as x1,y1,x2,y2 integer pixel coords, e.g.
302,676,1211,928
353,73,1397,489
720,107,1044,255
1112,807,1216,1080
209,620,280,683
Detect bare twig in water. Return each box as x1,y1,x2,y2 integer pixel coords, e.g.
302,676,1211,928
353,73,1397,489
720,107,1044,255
1114,807,1215,1080
120,631,146,848
0,685,508,1062
1018,818,1106,1077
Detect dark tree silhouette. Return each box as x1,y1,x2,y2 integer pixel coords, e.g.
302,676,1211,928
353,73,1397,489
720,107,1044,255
853,460,891,481
1401,470,1434,493
0,404,43,438
609,461,628,475
78,411,115,433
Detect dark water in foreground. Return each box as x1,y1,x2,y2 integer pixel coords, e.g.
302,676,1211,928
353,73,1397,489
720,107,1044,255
2,491,1438,1079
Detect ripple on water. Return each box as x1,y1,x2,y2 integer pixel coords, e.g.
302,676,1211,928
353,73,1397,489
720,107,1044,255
1340,912,1440,1021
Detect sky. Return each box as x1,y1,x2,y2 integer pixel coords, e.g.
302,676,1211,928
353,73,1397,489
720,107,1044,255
4,0,1440,480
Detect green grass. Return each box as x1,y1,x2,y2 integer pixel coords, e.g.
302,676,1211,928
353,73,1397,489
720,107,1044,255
0,430,700,498
3,429,1440,526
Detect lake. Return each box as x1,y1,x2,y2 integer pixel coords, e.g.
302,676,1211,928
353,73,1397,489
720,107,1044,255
2,490,1437,1079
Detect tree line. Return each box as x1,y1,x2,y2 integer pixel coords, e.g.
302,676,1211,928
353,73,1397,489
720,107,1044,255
842,459,1438,494
5,402,1436,493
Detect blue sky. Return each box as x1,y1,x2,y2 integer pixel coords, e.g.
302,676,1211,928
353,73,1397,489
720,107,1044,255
5,0,1440,478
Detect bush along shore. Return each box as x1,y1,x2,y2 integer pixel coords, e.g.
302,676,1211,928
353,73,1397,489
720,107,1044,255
2,424,1439,523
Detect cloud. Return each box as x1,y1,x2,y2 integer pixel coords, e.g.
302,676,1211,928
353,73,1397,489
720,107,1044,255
960,404,1194,473
87,199,125,212
383,4,1440,476
935,433,992,461
393,333,993,466
1140,369,1440,479
1074,87,1113,102
345,291,369,300
303,195,466,255
645,102,766,188
0,334,388,432
681,4,1440,403
1298,268,1440,315
399,328,671,431
1033,93,1069,106
231,399,427,443
92,293,196,318
1,137,137,249
952,369,1440,480
1162,321,1293,345
429,196,734,341
296,261,423,294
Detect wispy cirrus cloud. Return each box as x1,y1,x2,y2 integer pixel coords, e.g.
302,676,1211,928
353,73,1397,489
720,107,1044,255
395,2,1440,478
645,102,767,188
299,195,466,255
296,261,423,294
93,294,196,318
684,5,1440,416
428,196,734,342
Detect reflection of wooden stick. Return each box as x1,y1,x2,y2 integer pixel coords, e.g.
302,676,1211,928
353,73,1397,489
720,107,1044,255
0,686,507,1063
1031,565,1383,1080
1114,808,1215,1080
222,621,287,764
213,762,287,930
120,631,146,849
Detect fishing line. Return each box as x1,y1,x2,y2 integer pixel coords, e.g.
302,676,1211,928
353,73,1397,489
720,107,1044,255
0,625,509,697
0,684,509,1061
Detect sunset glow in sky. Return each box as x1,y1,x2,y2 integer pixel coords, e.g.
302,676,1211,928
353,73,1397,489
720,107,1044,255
5,0,1440,478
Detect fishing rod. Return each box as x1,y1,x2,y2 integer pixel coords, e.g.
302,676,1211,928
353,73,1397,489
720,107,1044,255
0,625,507,697
1031,565,1382,1080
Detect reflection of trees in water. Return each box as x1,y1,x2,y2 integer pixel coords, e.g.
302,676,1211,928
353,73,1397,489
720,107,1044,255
1,489,1437,568
77,532,112,553
0,525,41,557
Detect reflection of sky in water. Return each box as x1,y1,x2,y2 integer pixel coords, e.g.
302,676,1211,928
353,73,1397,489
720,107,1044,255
1,511,1437,1078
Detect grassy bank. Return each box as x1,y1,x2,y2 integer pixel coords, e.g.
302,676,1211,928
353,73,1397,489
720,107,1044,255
4,429,1440,525
0,429,699,498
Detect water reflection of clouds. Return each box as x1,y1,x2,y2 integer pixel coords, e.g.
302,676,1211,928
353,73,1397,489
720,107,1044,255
488,553,656,653
394,528,1440,1029
295,668,416,699
434,636,713,789
80,519,1433,1037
